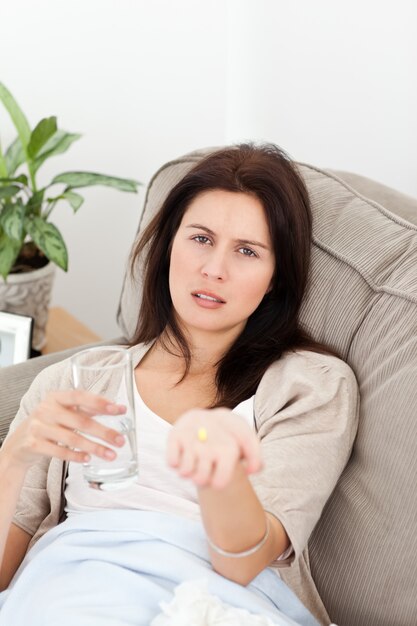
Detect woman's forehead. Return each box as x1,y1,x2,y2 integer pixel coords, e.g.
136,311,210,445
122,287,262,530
181,190,271,242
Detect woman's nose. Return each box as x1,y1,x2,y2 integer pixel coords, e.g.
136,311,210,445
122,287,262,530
200,251,228,281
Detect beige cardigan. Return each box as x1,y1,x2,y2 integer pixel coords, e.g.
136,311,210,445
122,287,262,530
7,343,359,625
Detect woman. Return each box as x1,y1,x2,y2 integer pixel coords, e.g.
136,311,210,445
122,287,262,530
0,144,358,625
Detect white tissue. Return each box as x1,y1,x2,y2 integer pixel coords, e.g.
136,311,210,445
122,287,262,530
151,579,281,626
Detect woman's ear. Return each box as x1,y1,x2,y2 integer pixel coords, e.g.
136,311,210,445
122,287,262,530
265,279,273,295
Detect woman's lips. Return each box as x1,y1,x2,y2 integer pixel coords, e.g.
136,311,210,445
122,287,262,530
191,291,226,308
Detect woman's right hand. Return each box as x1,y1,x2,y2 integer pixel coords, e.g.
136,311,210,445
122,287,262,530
1,390,127,470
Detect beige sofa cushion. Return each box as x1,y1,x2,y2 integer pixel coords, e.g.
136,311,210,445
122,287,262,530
117,148,417,626
329,169,417,226
297,165,417,626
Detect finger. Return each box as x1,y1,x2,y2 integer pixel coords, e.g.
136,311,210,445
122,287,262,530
44,406,125,448
48,390,126,415
241,456,264,474
38,423,117,462
210,446,239,489
233,431,262,473
178,447,197,477
192,454,215,486
28,438,91,464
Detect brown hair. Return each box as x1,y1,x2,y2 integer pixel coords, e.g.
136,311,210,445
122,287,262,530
129,143,334,408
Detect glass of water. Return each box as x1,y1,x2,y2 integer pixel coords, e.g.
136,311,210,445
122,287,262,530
71,346,138,490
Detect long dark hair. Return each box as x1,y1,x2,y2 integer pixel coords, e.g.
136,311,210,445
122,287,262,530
130,143,333,408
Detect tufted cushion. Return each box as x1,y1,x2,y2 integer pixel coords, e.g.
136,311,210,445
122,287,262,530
117,148,417,626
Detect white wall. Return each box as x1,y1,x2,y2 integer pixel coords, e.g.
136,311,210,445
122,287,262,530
1,1,416,339
226,0,417,196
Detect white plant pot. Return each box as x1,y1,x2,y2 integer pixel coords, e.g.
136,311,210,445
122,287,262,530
0,262,56,352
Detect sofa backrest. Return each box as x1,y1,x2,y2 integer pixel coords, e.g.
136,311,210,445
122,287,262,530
117,148,417,626
297,165,417,626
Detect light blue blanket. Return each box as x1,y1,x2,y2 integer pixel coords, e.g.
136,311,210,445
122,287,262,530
0,509,319,626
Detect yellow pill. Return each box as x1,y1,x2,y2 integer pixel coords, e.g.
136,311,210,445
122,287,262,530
197,427,208,442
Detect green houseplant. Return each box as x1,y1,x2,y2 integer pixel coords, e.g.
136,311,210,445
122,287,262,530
0,82,140,351
0,82,140,278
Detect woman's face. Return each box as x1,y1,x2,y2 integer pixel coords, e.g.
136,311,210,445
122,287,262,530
169,189,275,343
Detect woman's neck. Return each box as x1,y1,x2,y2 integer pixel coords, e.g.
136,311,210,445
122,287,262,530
146,328,236,378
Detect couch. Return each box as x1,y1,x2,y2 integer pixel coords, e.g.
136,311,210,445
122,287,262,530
1,147,416,626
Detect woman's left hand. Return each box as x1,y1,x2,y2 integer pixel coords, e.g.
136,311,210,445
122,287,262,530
166,408,263,490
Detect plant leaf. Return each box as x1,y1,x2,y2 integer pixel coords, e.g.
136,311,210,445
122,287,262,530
51,171,140,192
0,201,25,240
24,216,68,270
0,138,7,177
0,174,28,186
0,185,20,200
44,190,84,216
0,227,21,279
26,188,45,215
4,137,25,175
33,130,81,173
0,83,31,149
61,190,84,212
27,117,58,159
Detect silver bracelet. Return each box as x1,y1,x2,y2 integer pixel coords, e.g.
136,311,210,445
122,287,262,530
206,517,270,558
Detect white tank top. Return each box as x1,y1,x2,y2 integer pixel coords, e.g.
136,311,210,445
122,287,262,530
64,381,255,519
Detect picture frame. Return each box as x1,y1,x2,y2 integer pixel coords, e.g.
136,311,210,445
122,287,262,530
0,311,33,368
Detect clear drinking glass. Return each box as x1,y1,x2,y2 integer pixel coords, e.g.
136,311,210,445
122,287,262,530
71,346,138,490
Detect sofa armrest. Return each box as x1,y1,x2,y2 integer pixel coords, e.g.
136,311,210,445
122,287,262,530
0,337,126,446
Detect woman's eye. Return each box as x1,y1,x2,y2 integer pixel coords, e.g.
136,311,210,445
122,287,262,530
192,235,211,245
239,247,257,257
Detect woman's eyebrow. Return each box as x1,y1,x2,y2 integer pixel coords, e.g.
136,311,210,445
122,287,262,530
186,223,270,250
186,223,215,235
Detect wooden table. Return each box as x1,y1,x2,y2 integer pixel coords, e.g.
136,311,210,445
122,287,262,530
43,307,101,354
